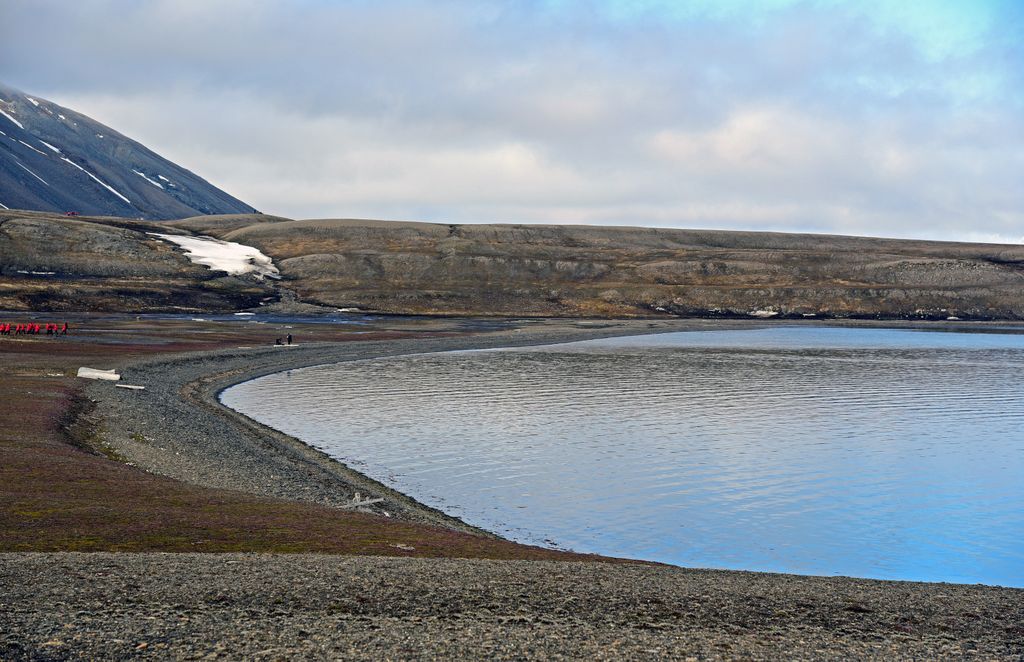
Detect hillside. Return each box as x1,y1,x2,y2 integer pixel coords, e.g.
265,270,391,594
0,82,254,219
172,214,1024,319
0,210,273,311
3,208,1022,318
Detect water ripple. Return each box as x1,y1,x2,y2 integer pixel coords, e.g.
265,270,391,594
222,326,1024,586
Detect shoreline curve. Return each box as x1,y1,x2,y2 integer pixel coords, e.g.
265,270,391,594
85,318,724,537
83,316,1024,565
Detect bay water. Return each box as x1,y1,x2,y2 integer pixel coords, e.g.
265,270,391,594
221,326,1024,586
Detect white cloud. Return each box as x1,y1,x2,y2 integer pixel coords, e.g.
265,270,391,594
2,0,1022,242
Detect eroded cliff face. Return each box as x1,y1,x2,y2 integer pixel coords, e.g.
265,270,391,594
3,209,1023,318
169,215,1024,319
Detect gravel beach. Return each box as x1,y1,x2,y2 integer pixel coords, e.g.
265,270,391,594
3,318,1023,660
3,553,1021,660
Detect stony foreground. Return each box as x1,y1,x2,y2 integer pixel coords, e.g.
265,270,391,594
2,553,1022,660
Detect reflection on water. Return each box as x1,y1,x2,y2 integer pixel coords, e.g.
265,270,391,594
222,327,1024,586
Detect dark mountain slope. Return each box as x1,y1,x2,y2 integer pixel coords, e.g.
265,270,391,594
0,82,254,219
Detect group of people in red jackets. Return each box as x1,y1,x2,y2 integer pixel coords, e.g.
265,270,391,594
0,322,69,336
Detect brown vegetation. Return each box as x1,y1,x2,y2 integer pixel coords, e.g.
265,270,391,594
0,316,613,560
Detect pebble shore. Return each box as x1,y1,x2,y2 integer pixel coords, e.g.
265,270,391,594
3,553,1021,660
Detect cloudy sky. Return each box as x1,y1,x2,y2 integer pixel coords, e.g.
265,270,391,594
2,0,1022,241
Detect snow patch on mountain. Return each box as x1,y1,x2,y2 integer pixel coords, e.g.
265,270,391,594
151,233,280,279
18,140,46,155
38,140,61,153
16,162,48,186
0,108,24,129
133,169,165,189
61,157,130,205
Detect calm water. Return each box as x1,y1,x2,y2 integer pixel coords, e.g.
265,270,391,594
222,327,1024,586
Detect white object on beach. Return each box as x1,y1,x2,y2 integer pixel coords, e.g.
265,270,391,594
115,384,145,390
77,367,120,381
341,493,385,510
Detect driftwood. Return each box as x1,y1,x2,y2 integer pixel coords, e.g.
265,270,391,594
77,367,120,381
341,493,385,510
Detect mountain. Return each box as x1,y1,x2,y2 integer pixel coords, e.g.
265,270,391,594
0,82,255,219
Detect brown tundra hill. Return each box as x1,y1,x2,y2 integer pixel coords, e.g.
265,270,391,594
3,209,1024,319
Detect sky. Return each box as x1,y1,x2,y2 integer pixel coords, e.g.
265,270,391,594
2,0,1022,242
